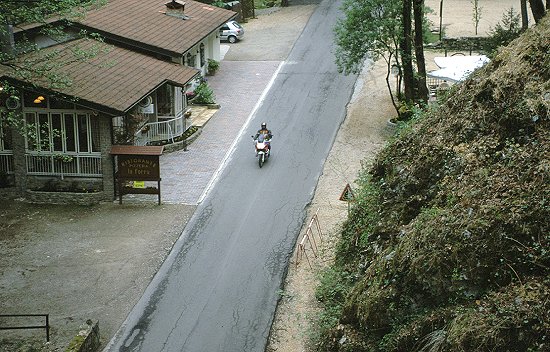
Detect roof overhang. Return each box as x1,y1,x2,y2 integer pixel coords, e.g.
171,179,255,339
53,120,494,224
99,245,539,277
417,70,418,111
0,39,200,116
0,76,126,116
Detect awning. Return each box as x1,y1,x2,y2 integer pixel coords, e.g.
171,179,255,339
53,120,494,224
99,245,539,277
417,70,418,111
427,55,490,83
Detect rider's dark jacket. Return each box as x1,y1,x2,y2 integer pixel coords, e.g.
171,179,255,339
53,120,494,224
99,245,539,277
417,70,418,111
255,128,272,140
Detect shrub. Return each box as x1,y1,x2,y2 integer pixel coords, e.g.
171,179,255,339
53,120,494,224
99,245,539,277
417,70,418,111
484,7,522,57
191,82,216,104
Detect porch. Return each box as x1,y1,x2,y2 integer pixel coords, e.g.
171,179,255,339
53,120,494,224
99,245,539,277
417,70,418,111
134,105,218,146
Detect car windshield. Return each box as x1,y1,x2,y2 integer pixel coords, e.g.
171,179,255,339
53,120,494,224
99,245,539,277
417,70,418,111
232,21,243,29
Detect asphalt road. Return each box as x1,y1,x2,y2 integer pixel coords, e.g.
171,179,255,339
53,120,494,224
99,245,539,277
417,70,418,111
104,0,357,350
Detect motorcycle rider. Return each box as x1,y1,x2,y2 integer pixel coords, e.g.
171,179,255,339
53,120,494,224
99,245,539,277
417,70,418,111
254,122,272,153
255,122,272,140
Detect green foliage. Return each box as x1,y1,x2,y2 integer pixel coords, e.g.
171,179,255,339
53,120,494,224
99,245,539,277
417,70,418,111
313,267,357,348
484,7,522,57
191,82,216,105
0,0,104,29
211,0,226,8
65,334,85,352
207,59,220,75
314,17,550,352
1,0,107,89
334,0,403,75
254,0,276,9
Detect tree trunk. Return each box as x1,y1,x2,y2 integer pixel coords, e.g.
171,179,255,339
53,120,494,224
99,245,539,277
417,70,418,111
385,54,401,117
413,0,428,103
401,0,415,104
521,0,529,30
529,0,546,22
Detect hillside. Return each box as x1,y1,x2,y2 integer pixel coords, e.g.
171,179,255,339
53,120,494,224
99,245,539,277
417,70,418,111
315,15,549,352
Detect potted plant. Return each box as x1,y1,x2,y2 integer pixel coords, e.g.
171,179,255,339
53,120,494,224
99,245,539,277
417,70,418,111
207,59,220,75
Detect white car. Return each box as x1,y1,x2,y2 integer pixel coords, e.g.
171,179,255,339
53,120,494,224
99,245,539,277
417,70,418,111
219,21,244,43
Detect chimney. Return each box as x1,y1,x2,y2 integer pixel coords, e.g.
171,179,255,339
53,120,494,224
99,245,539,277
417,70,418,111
165,0,186,15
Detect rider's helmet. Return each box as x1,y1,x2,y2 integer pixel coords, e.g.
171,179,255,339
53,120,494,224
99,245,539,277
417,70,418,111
261,122,267,130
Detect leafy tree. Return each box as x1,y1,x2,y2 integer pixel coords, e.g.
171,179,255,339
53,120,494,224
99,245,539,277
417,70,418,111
334,0,429,118
334,0,404,114
1,0,105,87
191,81,216,104
484,7,523,57
0,0,105,147
401,0,415,104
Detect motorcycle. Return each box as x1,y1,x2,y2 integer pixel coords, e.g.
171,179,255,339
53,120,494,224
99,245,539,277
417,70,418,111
252,133,271,168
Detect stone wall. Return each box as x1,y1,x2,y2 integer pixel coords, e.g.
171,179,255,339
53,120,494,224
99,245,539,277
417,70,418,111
427,36,491,54
25,190,106,206
66,320,100,352
77,321,100,352
25,176,103,192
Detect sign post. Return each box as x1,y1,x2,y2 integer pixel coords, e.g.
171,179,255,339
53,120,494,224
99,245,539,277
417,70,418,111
339,183,355,214
110,145,164,205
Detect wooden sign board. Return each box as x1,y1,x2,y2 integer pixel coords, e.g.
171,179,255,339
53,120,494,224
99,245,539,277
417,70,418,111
116,154,160,181
110,145,164,204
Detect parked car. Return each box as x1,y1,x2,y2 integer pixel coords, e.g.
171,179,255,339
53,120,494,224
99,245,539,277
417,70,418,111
219,21,244,43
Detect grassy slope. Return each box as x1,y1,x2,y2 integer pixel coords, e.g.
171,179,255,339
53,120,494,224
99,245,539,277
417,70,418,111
316,16,549,352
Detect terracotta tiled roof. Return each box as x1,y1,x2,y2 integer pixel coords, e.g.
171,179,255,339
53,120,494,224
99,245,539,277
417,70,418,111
78,0,237,56
0,39,199,115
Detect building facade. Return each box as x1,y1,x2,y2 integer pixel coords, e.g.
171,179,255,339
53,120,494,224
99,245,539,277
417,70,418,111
0,0,235,203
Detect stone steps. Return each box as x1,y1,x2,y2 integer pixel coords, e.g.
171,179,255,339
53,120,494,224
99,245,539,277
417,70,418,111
188,105,219,128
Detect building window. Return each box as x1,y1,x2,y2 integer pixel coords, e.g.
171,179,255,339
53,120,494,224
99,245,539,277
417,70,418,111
200,43,205,67
186,52,196,67
25,111,99,153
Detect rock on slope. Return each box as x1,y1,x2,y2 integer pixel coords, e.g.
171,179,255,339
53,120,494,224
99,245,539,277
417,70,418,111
316,15,549,352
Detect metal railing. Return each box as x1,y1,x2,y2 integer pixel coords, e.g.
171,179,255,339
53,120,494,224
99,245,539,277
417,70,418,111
26,153,102,177
0,152,14,174
0,314,50,342
426,76,453,98
135,111,187,146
